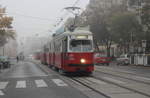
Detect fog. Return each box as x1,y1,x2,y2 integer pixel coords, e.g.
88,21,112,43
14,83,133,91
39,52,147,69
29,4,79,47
0,0,89,55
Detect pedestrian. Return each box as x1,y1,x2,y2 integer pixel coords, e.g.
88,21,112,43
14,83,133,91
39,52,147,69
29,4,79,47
16,56,19,63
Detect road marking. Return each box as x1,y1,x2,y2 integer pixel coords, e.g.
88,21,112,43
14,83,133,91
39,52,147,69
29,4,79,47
0,90,4,96
103,77,126,84
35,80,48,87
135,76,150,81
119,70,136,74
0,82,8,89
16,81,26,88
86,78,107,84
52,79,68,86
9,74,48,78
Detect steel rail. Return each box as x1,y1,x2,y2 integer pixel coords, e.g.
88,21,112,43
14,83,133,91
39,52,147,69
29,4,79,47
70,77,111,98
93,71,150,97
95,68,150,85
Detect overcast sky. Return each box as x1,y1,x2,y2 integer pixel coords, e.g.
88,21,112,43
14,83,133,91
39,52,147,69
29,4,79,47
0,0,89,38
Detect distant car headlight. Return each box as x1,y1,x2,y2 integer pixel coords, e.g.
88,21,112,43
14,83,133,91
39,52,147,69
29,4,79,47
80,59,86,64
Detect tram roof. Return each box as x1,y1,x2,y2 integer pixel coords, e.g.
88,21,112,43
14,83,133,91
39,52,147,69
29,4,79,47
53,29,92,38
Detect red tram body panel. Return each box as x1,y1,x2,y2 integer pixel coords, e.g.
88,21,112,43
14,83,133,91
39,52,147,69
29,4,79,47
62,53,94,72
40,52,47,64
46,53,50,65
33,51,41,60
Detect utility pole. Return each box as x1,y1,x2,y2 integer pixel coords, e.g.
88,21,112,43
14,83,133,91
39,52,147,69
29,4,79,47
3,45,5,56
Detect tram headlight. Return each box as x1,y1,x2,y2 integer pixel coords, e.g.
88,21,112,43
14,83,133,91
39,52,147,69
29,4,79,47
80,59,86,64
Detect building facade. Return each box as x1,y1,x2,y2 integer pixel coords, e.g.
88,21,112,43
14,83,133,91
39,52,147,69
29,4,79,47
0,39,17,57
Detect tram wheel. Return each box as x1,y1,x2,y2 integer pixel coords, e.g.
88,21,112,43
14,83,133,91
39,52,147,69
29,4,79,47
86,72,93,76
52,66,58,71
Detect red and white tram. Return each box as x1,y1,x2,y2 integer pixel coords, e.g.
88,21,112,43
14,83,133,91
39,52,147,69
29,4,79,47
40,45,47,65
46,29,94,74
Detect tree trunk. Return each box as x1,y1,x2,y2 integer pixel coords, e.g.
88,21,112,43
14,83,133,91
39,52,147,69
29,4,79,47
93,38,100,52
107,47,111,57
106,40,112,57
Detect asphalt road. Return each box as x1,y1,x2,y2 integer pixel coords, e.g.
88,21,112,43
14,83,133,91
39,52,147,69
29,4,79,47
1,60,150,98
0,61,90,98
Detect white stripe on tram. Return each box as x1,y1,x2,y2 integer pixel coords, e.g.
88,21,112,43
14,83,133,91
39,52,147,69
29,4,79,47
0,90,4,96
103,77,126,84
52,79,68,86
0,82,9,89
35,80,48,87
16,81,26,88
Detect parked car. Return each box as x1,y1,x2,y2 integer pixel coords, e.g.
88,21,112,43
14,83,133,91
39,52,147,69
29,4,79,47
94,53,111,65
116,54,130,65
0,56,10,68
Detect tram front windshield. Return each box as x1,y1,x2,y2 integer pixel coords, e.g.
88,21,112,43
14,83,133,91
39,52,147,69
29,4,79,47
70,39,92,52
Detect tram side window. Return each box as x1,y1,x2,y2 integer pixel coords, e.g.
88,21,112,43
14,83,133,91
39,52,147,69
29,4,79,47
54,42,61,52
45,47,49,52
54,43,57,52
44,46,47,52
62,38,67,52
49,43,51,51
51,43,53,52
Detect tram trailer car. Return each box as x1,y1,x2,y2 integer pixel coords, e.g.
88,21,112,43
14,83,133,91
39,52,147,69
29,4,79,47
49,30,94,74
33,52,41,60
45,45,50,65
40,52,46,64
48,41,55,67
40,46,47,65
46,52,50,66
44,41,54,67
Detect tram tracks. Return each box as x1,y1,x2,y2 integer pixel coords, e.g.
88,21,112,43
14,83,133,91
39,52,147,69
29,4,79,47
55,69,150,97
54,71,150,98
95,66,150,85
95,69,150,85
94,67,150,97
64,75,150,98
67,75,150,98
33,60,150,98
93,76,150,97
70,77,111,98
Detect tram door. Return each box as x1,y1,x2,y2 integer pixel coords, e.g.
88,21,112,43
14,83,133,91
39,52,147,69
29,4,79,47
62,37,68,67
147,56,150,65
131,55,134,64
